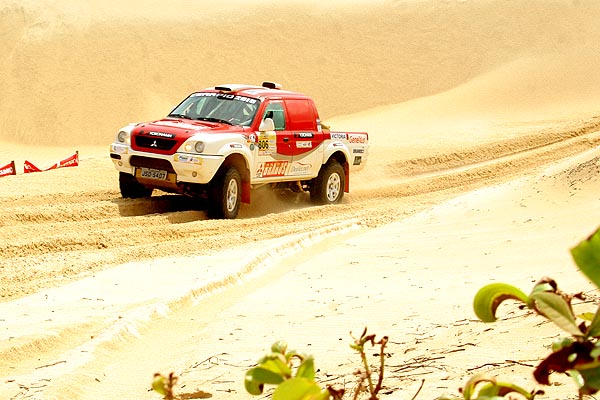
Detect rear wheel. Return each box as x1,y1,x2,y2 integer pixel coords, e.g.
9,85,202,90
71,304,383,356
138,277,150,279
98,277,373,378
119,172,153,198
208,166,242,219
310,161,345,205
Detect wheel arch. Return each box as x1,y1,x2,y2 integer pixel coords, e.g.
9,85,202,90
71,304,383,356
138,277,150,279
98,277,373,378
221,153,251,204
325,150,350,193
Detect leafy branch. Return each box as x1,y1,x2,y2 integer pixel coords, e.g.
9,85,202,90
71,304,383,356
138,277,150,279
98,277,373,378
244,340,344,400
471,227,600,398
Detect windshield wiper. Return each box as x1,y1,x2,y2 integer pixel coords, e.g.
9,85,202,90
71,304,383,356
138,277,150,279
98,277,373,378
197,117,233,125
167,113,191,119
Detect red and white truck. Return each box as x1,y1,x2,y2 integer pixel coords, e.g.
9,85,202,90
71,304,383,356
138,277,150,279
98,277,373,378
110,82,369,219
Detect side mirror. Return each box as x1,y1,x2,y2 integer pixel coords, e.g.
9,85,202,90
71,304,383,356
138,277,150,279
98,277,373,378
259,117,275,132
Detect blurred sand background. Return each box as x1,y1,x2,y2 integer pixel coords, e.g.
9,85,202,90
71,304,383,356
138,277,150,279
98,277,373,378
2,0,600,399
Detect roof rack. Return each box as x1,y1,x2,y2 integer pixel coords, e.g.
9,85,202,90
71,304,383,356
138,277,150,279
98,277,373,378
262,81,282,90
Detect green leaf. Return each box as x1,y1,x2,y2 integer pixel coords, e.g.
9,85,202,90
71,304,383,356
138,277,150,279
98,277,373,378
568,369,586,391
286,350,305,363
244,374,263,395
531,292,583,336
271,340,288,354
478,381,536,400
580,312,596,322
587,308,600,338
462,373,496,399
259,354,293,378
527,280,557,308
473,283,529,322
244,367,285,395
296,356,315,380
151,374,167,396
591,345,600,359
458,373,536,399
272,377,325,400
552,336,575,352
571,229,600,290
574,365,600,395
476,382,501,397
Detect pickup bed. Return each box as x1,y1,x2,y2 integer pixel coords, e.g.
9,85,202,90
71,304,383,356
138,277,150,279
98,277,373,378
110,82,369,218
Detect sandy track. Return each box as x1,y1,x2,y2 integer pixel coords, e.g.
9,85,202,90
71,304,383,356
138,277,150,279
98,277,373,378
2,117,600,303
2,114,599,400
2,120,599,399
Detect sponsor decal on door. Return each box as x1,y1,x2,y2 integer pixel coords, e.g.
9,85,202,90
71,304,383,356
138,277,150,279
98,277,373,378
296,141,313,149
289,162,313,175
256,161,289,177
258,132,276,155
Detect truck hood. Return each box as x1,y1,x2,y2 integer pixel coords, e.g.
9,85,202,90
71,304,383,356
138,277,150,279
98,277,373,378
130,117,247,155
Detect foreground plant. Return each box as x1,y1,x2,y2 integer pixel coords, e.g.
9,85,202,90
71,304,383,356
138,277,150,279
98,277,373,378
350,328,388,400
437,372,543,400
472,227,600,399
244,340,344,400
152,372,178,400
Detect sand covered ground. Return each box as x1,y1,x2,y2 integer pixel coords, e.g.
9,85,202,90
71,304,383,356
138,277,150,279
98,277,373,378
2,0,600,399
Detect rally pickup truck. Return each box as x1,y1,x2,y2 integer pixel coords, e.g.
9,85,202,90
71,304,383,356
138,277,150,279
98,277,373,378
110,82,369,219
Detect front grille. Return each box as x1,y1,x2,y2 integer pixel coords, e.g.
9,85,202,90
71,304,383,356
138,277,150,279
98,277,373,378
130,156,175,173
134,135,177,151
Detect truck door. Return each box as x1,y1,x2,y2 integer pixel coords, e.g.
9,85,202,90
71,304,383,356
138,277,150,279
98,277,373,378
283,99,324,177
252,101,294,180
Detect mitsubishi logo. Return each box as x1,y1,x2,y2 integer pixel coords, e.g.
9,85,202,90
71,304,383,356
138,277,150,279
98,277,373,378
150,140,158,147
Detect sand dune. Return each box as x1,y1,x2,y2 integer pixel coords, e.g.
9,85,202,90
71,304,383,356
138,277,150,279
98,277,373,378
2,0,599,147
1,0,600,399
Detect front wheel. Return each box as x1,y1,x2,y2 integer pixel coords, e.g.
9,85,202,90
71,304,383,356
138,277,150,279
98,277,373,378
208,166,242,219
310,161,345,205
119,172,153,198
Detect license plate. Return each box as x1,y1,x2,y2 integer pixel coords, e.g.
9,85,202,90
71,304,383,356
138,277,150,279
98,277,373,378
139,167,168,180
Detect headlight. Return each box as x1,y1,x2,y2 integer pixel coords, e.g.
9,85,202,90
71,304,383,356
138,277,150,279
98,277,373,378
117,130,129,143
183,141,205,153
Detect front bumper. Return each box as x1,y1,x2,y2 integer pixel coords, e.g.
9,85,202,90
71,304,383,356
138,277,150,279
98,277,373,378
110,143,224,185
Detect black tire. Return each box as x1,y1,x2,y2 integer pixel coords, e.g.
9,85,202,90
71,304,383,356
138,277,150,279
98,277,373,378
310,161,345,205
208,166,242,219
119,172,153,198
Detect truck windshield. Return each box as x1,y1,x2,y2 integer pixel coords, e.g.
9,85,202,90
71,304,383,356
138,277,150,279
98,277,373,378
168,92,261,127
